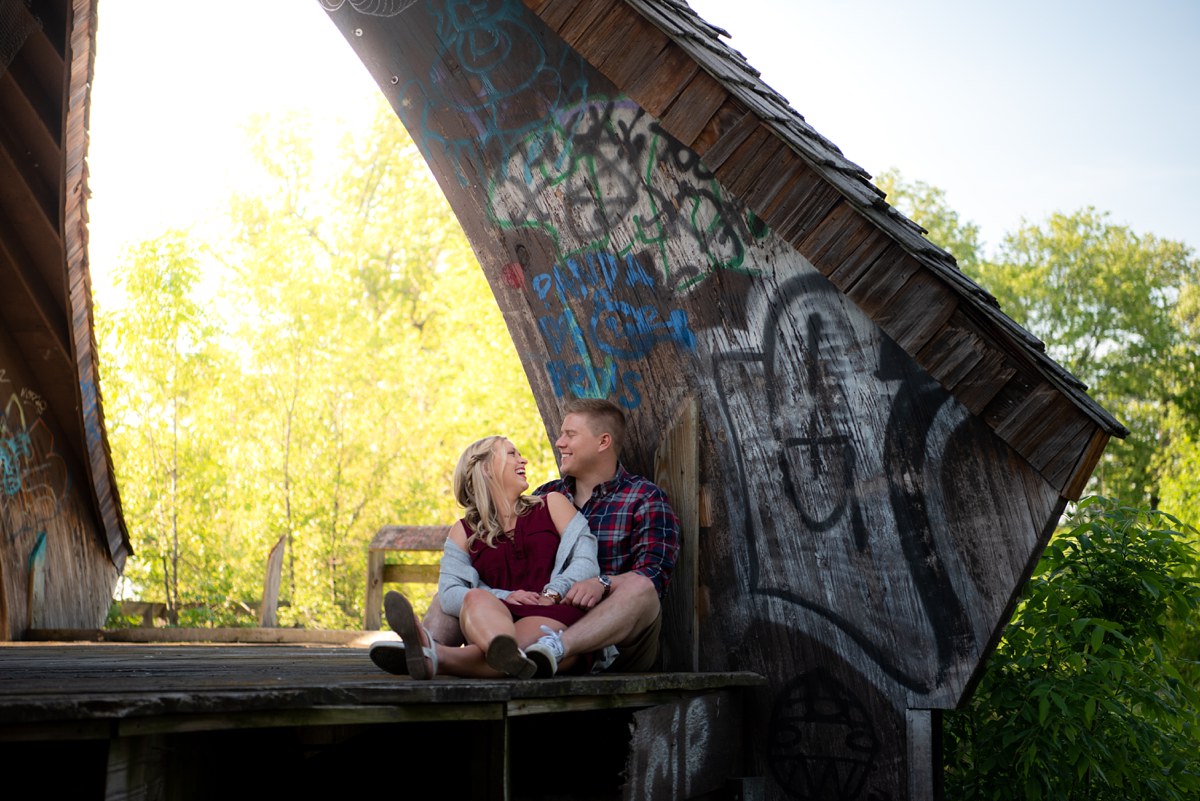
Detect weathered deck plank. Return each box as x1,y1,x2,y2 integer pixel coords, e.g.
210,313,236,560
0,643,763,731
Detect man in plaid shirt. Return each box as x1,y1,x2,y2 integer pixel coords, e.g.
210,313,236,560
526,398,680,675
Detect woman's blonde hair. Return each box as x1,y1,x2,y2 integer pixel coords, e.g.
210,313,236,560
453,435,541,550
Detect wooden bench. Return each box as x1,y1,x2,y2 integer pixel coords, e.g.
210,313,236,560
363,525,448,630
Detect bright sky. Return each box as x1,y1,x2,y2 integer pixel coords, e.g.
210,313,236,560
87,0,1199,302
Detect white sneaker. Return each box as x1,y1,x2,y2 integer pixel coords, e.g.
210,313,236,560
526,625,566,678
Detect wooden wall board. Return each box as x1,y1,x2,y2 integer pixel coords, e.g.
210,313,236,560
917,325,986,390
993,383,1061,447
653,396,699,672
794,200,869,273
534,0,585,31
947,348,1018,417
722,130,789,200
584,9,669,88
696,106,759,171
4,27,64,141
844,250,922,316
554,0,622,50
825,234,902,294
659,68,729,147
980,370,1038,432
625,41,699,117
1062,429,1111,500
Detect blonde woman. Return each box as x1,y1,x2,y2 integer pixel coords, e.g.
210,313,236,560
372,436,599,679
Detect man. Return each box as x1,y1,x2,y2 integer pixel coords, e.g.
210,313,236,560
401,397,680,676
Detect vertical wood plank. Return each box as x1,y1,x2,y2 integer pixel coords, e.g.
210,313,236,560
27,531,46,630
653,396,699,672
364,547,385,631
105,735,167,801
906,708,942,801
257,535,286,628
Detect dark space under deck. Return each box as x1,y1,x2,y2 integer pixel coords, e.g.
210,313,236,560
0,643,763,800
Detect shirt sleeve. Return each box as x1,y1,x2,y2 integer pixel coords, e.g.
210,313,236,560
626,485,680,596
437,538,510,616
543,511,600,597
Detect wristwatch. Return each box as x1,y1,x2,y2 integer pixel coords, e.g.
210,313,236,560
541,588,562,602
597,575,612,597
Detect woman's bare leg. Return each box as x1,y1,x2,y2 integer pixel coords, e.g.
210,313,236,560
459,589,535,678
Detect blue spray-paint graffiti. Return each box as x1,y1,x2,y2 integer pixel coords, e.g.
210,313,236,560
1,391,71,542
532,250,696,409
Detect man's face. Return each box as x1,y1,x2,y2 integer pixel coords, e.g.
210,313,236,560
555,413,605,477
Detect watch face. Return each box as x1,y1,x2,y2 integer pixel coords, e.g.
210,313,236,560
599,575,611,588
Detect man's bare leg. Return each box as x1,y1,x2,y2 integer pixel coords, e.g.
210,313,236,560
422,593,465,646
557,573,660,659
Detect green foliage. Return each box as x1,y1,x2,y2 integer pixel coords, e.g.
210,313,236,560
944,497,1200,800
875,168,984,271
974,210,1200,507
97,98,553,630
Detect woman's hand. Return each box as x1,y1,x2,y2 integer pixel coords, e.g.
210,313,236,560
506,589,542,605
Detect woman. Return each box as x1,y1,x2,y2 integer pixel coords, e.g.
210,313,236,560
371,435,598,679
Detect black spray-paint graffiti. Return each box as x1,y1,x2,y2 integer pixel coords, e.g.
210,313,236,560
531,249,696,409
713,273,972,693
769,670,882,801
489,100,767,294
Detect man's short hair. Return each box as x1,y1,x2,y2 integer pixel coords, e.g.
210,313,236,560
563,398,625,455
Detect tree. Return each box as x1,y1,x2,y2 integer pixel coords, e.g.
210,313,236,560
98,97,558,629
944,497,1200,800
974,210,1199,507
100,231,244,625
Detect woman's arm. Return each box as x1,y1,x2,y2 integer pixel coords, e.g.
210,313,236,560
541,493,599,599
437,521,510,616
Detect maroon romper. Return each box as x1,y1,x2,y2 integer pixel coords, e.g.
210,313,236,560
464,501,587,628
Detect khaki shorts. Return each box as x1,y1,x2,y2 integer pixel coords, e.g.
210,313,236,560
604,610,662,673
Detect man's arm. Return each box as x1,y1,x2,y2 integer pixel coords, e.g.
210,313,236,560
563,481,680,606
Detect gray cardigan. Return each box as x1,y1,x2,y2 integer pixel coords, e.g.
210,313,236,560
437,510,599,616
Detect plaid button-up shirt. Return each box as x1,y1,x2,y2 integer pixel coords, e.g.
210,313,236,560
536,465,679,596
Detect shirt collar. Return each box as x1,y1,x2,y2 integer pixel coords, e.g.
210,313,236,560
560,464,629,503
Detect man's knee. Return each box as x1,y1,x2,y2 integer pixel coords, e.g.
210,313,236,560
614,572,657,607
422,593,464,646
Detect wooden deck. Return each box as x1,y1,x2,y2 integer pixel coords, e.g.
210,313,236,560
0,641,764,800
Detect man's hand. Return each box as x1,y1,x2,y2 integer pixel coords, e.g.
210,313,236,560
506,589,541,605
563,576,607,608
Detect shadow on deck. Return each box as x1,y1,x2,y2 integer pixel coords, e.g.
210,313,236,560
1,636,764,801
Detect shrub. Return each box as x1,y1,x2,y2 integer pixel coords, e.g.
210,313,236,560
944,496,1200,800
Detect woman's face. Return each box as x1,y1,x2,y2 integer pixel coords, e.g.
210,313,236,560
490,438,529,498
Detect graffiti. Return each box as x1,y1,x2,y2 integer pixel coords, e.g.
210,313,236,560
625,694,734,800
531,249,696,409
712,272,973,693
489,100,767,293
769,670,880,801
319,0,418,16
388,0,592,189
1,392,70,541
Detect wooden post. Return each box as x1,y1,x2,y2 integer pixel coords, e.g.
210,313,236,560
653,396,699,672
907,708,943,801
365,548,386,631
27,532,46,630
258,535,286,628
